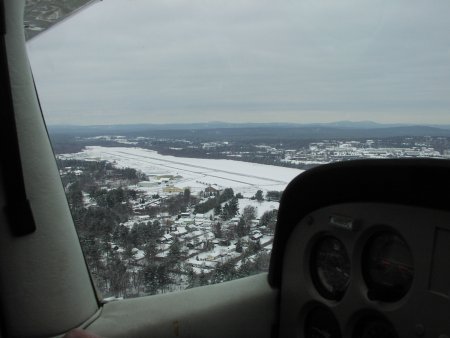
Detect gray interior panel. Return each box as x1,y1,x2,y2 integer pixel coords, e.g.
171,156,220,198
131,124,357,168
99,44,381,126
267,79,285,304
88,273,277,338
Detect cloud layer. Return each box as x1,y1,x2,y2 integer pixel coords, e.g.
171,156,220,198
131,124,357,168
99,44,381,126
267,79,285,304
27,0,450,125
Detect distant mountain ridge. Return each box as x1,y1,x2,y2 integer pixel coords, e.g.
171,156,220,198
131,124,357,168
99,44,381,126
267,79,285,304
48,121,450,140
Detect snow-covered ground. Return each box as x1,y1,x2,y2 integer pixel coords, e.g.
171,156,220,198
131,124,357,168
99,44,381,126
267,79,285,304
237,199,279,218
59,146,303,196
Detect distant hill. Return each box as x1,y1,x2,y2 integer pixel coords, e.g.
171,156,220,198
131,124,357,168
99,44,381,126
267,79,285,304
48,122,450,141
306,121,410,129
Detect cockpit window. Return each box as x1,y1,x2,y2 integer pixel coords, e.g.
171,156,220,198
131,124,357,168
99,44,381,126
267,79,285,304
26,0,450,299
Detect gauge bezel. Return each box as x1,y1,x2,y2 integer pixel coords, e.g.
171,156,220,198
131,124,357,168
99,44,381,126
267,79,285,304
352,313,398,338
362,229,414,303
309,235,351,301
303,303,342,338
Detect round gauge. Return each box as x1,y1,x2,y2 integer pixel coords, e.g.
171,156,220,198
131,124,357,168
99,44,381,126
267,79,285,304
310,236,351,300
353,316,398,338
363,232,414,302
304,306,341,338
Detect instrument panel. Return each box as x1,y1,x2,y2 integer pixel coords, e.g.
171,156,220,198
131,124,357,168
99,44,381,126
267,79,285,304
279,202,450,338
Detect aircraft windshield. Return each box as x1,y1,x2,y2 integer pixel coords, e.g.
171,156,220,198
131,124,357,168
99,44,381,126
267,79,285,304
25,0,450,299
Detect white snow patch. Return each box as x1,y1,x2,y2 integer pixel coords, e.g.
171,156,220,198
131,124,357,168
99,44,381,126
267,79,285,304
59,146,303,196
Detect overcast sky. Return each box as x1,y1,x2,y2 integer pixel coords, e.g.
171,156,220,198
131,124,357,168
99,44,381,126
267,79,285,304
27,0,450,126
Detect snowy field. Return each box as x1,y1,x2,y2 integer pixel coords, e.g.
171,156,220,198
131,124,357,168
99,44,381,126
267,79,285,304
237,199,280,218
59,146,304,196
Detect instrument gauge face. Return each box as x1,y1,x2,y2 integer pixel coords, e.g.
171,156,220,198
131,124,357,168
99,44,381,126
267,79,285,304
304,306,341,338
310,236,351,300
363,232,414,302
353,317,398,338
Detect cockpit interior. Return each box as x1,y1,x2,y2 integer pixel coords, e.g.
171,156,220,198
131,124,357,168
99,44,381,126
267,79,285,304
272,159,450,337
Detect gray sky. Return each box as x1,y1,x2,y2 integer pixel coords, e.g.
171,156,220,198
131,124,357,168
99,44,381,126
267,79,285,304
27,0,450,125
